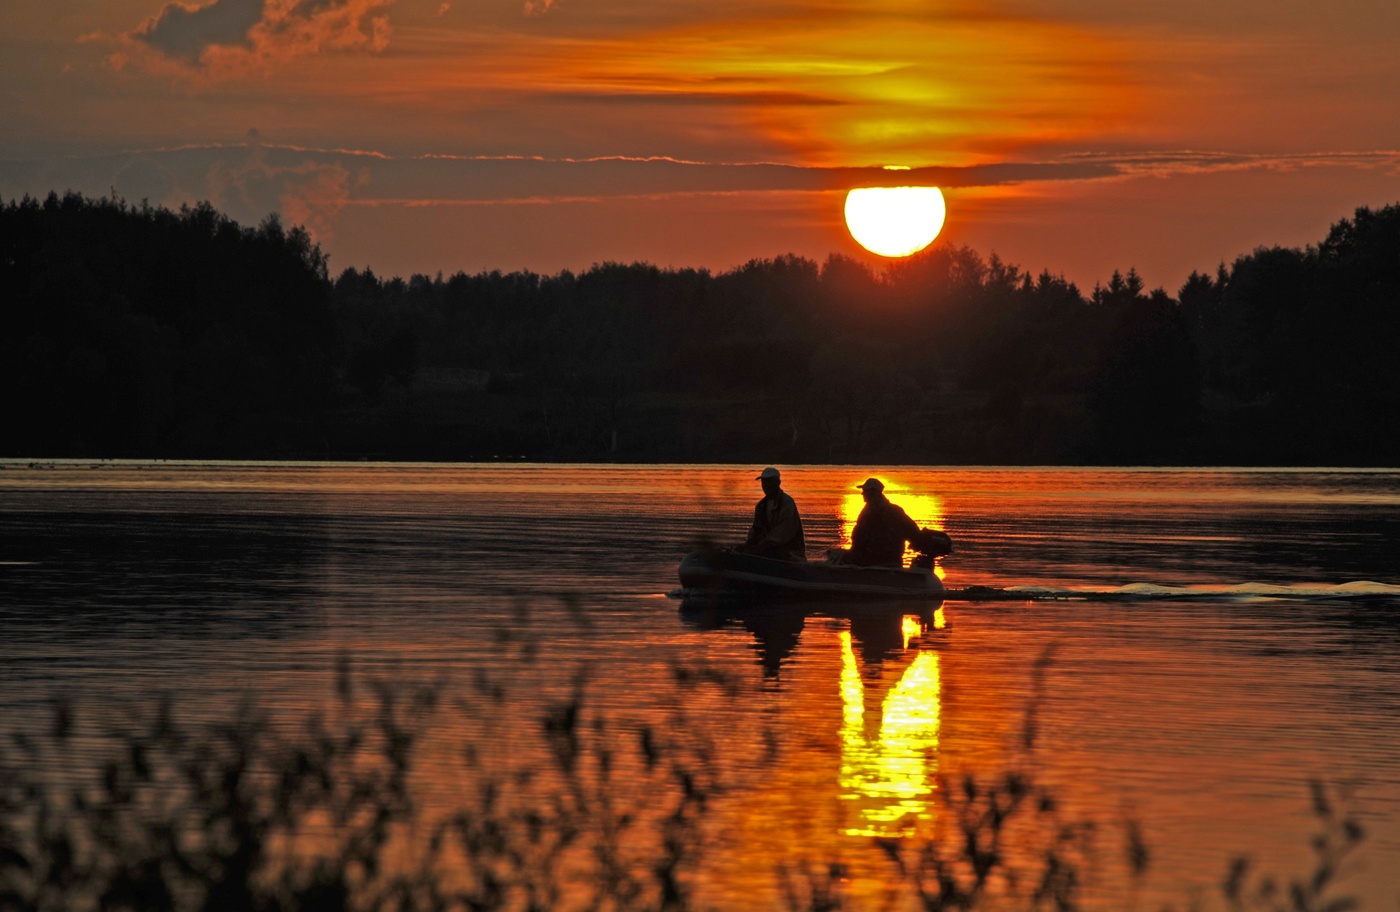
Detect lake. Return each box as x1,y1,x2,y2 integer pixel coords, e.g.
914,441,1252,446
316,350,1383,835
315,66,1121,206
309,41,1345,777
2,462,1399,910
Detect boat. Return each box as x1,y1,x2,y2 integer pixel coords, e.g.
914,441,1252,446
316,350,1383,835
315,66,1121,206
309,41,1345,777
677,548,945,599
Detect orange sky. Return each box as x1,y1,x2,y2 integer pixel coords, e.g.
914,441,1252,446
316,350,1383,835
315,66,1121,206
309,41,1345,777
2,0,1397,290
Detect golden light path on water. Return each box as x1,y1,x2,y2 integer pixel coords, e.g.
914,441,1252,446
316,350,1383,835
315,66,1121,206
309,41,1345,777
839,630,943,836
834,479,948,836
838,485,948,580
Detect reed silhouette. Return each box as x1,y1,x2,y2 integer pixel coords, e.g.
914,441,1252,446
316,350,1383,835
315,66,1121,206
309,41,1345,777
0,632,1370,912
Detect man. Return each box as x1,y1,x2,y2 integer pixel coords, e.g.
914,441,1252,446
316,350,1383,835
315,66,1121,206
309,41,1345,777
742,467,806,562
849,477,920,567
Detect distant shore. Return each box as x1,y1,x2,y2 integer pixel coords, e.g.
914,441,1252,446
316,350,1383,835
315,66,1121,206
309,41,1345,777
5,193,1398,466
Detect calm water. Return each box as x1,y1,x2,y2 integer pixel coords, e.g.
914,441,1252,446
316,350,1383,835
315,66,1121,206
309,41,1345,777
3,462,1400,909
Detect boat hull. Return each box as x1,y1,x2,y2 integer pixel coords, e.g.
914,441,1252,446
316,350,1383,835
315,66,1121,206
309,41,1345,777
678,549,943,599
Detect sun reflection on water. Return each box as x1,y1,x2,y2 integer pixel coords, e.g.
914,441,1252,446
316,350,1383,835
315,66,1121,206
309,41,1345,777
838,629,941,837
839,482,948,578
901,615,922,648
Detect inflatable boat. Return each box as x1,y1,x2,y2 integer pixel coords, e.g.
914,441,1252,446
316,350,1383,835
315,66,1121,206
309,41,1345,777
677,549,945,599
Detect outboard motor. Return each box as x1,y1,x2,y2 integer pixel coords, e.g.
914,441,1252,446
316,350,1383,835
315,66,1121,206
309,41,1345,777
909,528,954,569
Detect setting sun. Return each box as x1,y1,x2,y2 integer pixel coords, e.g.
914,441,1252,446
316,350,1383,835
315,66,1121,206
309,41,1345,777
844,187,947,258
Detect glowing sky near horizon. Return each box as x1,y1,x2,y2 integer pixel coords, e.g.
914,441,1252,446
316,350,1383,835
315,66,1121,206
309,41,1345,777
1,0,1397,290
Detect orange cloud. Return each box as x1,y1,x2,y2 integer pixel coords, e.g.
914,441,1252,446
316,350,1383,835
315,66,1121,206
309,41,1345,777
112,0,394,80
206,144,361,239
523,0,562,17
370,1,1137,171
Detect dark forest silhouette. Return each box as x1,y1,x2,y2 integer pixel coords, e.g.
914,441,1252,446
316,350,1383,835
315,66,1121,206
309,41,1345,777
3,191,1397,464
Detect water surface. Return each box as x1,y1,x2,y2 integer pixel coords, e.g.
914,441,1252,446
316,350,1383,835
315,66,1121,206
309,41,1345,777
3,462,1399,909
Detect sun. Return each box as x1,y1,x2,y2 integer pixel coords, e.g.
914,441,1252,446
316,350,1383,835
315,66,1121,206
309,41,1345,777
844,187,946,258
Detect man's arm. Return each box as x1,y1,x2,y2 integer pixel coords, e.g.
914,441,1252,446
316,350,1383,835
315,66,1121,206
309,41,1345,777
897,505,920,540
851,507,870,551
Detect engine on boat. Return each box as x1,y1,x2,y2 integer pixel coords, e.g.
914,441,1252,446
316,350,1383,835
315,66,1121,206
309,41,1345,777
909,528,954,568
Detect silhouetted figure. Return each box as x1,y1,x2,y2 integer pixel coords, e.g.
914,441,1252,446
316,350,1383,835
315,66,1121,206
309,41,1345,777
848,477,920,567
742,467,806,562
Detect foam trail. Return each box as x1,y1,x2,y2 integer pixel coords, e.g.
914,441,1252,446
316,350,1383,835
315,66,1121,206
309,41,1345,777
946,581,1400,603
668,581,1400,604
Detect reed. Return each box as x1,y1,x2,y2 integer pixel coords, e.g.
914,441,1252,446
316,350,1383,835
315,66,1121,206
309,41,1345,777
0,648,1367,912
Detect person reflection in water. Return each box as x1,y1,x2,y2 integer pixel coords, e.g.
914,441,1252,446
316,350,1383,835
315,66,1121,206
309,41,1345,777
741,467,806,562
848,477,920,567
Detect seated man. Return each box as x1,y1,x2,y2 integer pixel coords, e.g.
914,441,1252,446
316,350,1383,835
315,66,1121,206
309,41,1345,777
742,467,806,561
848,477,920,567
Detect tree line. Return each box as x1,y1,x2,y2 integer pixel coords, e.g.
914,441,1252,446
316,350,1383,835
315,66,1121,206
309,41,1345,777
3,191,1397,464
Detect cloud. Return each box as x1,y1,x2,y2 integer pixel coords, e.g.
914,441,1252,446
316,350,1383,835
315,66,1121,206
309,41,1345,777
278,162,357,239
6,143,1394,254
1059,149,1400,180
343,148,1400,205
371,3,1139,169
21,142,1394,212
137,0,267,62
6,142,1396,284
118,0,394,78
205,145,361,238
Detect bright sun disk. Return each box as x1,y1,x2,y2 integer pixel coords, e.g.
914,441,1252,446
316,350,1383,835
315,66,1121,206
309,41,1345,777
844,186,946,258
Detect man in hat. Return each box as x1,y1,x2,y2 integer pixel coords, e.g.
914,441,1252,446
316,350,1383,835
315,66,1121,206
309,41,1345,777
848,477,920,567
742,467,806,561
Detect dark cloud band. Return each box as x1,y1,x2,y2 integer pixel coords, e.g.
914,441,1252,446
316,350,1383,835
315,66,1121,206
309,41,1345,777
137,0,266,62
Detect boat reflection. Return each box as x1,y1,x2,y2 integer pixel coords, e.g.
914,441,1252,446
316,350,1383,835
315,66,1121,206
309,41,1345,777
678,594,945,838
678,595,943,679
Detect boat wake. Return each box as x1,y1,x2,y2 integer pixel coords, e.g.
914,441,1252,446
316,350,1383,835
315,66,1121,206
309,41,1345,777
944,580,1400,603
667,580,1400,605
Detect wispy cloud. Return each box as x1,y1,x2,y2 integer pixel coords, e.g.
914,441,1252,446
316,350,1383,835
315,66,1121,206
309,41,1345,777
1063,149,1400,179
357,2,1138,169
12,143,1394,223
748,13,1131,166
106,0,395,79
